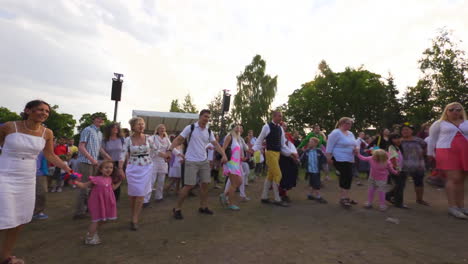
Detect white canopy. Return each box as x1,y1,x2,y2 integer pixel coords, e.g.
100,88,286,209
132,110,198,135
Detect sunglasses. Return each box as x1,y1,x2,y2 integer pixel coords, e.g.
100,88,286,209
448,108,462,112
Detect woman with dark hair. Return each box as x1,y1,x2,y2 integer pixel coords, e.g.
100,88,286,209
385,133,408,209
417,123,430,140
370,128,391,150
0,100,71,264
400,123,429,206
100,122,125,201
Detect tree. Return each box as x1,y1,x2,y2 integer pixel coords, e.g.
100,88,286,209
182,94,198,113
233,55,278,134
76,112,111,133
379,73,404,130
43,105,76,139
402,80,437,128
206,92,233,135
0,107,21,123
169,99,184,112
286,61,391,133
419,28,468,110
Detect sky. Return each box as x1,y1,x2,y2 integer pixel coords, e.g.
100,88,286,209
1,0,467,128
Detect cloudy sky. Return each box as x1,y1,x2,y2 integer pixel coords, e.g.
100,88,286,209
1,0,467,128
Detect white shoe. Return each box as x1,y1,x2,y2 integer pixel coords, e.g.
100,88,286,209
448,207,467,219
50,187,57,193
56,187,62,193
459,208,468,216
85,233,102,245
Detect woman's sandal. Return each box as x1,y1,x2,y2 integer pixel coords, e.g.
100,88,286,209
1,256,25,264
417,200,430,206
340,198,351,208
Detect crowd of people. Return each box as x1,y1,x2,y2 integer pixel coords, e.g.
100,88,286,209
0,100,467,263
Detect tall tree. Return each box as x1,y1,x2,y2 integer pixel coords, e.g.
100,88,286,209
379,73,403,129
233,55,277,134
402,80,437,128
169,99,184,112
182,94,198,113
286,61,390,133
419,28,468,109
0,107,21,123
76,112,111,133
44,105,76,139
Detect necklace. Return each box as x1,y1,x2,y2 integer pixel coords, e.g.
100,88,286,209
23,121,41,132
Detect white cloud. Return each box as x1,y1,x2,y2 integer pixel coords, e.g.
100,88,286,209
0,0,467,129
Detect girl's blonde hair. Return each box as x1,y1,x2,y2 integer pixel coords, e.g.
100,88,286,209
229,124,241,141
439,102,467,121
335,117,354,128
154,124,168,138
129,117,145,132
372,149,388,164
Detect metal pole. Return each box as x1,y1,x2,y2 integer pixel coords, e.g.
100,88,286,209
113,100,118,122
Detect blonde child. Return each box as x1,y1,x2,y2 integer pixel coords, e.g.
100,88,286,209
73,161,121,245
301,138,328,203
357,149,398,211
164,145,184,194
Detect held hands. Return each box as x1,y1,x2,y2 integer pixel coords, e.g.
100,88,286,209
91,158,99,166
221,155,228,164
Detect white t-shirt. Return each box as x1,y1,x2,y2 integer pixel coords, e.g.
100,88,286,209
206,143,215,161
180,122,216,162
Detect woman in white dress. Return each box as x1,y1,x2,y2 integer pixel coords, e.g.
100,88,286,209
144,124,171,205
0,100,71,264
119,117,164,231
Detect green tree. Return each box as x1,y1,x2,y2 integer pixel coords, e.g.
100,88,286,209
0,107,21,123
402,80,437,128
379,73,404,129
233,55,278,134
182,94,198,113
169,99,184,112
76,112,111,133
43,105,76,139
286,61,390,133
419,28,468,109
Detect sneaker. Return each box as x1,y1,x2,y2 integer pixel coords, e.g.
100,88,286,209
50,187,57,193
198,207,214,215
219,193,228,207
307,195,316,201
261,199,271,204
282,196,291,203
364,202,373,209
379,205,388,211
32,213,49,220
143,202,151,209
273,201,290,207
448,207,467,219
213,185,221,189
173,208,183,220
459,208,468,216
56,187,63,193
240,197,251,203
316,197,328,204
85,233,101,245
228,205,240,211
130,222,139,231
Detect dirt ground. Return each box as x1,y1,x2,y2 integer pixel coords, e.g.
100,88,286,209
14,172,468,264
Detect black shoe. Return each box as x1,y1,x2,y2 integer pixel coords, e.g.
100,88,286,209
282,196,291,203
316,197,328,204
73,214,87,220
173,208,183,220
307,195,315,201
143,202,151,209
261,199,271,204
198,207,214,215
273,201,290,207
130,222,139,231
188,192,197,197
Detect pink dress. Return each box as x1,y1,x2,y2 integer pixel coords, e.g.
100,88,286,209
88,176,117,222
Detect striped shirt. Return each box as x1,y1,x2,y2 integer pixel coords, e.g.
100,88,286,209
77,125,102,164
307,149,319,173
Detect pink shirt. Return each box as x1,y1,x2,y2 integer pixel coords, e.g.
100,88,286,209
357,153,398,181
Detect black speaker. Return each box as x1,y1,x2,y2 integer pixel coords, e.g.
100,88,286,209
111,78,122,101
222,94,230,112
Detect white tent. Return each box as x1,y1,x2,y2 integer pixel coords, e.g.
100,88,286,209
132,110,198,135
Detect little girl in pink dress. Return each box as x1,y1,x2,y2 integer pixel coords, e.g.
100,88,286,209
74,161,121,245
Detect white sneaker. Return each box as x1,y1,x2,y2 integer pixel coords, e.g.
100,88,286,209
459,208,468,216
50,187,57,193
85,233,102,245
448,207,467,219
56,187,63,193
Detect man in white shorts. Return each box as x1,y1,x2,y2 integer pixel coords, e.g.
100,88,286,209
167,109,227,220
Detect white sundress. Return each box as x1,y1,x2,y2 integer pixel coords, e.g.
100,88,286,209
0,122,46,229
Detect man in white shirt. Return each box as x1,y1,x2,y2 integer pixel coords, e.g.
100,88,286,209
167,110,227,220
253,111,298,207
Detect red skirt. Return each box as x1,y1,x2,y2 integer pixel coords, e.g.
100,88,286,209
436,132,468,171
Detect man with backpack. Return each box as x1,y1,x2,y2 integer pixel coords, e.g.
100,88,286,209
166,109,227,220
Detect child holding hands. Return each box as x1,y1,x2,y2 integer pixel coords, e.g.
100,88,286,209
357,149,398,211
73,161,121,245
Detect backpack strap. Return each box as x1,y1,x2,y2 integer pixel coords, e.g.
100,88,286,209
184,124,195,154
